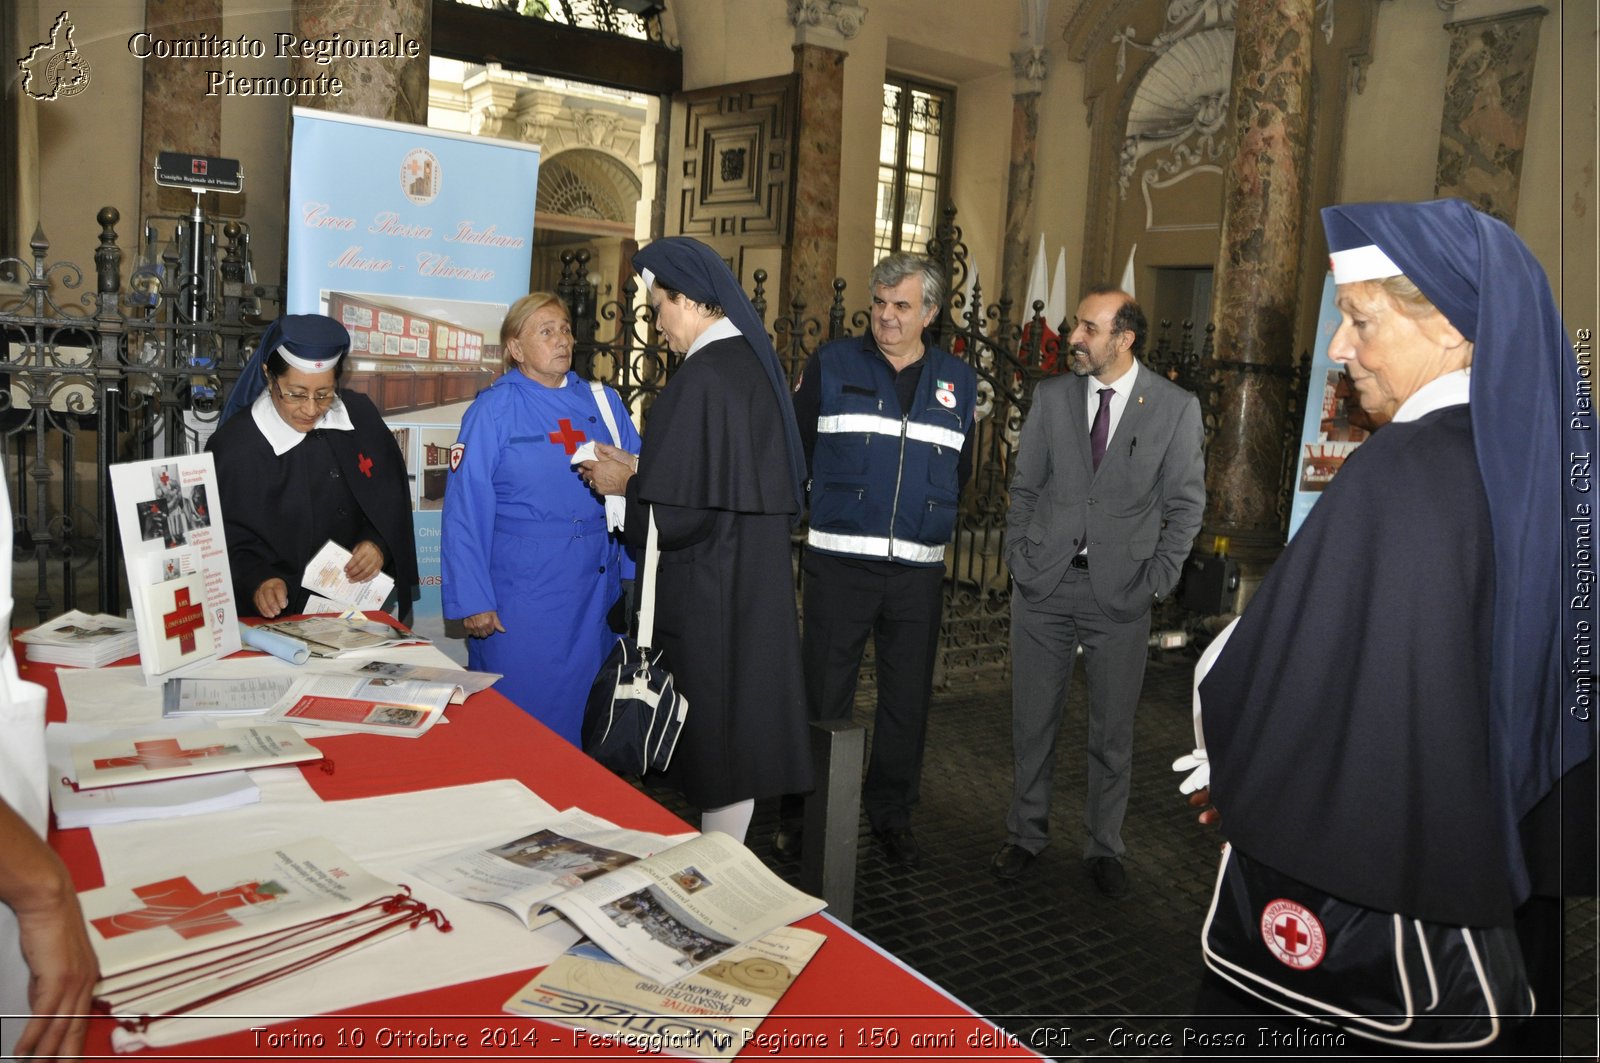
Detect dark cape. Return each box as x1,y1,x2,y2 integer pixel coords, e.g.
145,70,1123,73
1201,405,1515,928
207,390,418,619
623,336,812,808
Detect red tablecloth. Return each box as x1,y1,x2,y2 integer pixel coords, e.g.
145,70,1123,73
34,646,1039,1060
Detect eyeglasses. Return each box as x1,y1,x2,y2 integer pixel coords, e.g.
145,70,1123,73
271,381,338,409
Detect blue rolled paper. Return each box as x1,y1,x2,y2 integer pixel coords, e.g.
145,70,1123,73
240,624,310,665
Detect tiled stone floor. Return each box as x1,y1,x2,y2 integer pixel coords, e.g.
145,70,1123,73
645,651,1599,1060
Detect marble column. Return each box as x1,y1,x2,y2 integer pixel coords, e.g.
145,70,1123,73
1435,8,1545,224
292,0,429,123
1001,48,1047,314
1201,0,1314,581
139,0,222,221
1002,0,1051,317
783,1,863,324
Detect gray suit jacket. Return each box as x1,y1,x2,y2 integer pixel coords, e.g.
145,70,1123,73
1005,364,1206,623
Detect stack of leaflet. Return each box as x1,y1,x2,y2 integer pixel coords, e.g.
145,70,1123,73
18,610,140,668
46,723,262,830
82,838,451,1051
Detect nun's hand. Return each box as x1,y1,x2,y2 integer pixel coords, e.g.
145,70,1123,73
345,540,385,583
578,443,637,497
462,610,505,639
255,578,289,619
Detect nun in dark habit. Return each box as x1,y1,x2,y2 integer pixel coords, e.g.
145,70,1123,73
208,314,418,620
1190,199,1594,1049
579,237,812,843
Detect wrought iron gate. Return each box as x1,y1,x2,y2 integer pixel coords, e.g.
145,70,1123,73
3,205,1276,685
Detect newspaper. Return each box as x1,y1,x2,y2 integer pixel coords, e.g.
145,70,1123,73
544,832,824,985
407,808,686,930
505,925,826,1059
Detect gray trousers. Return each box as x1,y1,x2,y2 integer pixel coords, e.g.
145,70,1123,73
1006,565,1151,859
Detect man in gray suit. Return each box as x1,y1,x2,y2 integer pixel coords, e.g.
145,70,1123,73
992,285,1204,895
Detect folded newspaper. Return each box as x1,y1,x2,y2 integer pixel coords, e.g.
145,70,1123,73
413,825,823,985
504,925,825,1060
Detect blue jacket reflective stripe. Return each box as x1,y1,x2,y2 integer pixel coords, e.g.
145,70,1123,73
805,339,976,567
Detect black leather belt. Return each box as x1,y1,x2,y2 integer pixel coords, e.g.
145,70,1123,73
1070,554,1089,570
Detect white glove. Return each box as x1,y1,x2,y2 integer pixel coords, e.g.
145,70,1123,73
1172,749,1209,795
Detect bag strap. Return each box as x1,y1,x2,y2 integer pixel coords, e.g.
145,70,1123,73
589,380,622,447
637,506,661,651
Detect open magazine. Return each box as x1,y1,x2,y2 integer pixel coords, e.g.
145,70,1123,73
258,615,426,657
505,926,825,1060
416,825,823,985
408,808,685,931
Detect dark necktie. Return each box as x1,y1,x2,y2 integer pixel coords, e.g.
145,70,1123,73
1090,387,1114,471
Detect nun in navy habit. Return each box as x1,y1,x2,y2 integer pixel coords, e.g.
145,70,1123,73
208,315,418,620
1191,200,1594,1048
580,237,812,843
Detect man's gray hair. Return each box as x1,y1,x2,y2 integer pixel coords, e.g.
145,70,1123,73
871,252,944,311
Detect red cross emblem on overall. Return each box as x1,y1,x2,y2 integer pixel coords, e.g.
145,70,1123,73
162,588,206,653
358,452,374,478
548,418,588,455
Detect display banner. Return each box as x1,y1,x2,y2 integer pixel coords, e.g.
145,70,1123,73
1287,273,1376,541
286,108,540,660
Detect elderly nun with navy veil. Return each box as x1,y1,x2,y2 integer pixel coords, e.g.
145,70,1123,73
1189,199,1595,1048
579,237,812,845
208,314,418,620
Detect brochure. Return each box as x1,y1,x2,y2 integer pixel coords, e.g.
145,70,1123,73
69,724,323,790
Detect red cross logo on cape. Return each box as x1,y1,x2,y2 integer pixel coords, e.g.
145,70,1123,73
358,453,374,478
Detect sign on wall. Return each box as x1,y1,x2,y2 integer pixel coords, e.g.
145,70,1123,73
287,108,541,658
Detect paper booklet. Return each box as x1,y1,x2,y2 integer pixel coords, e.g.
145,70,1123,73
69,724,323,790
407,808,688,931
18,610,140,668
47,722,260,829
301,539,396,612
505,925,826,1060
162,672,459,737
258,615,426,657
419,827,824,986
108,455,241,684
83,838,450,1042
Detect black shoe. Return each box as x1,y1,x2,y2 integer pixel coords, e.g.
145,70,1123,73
1088,855,1128,897
874,826,921,867
990,843,1035,881
771,825,802,861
